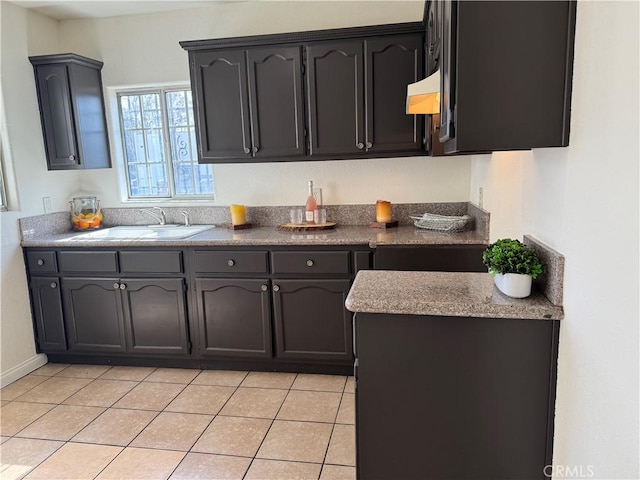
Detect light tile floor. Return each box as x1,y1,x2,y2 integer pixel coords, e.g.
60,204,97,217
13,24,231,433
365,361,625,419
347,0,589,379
0,364,356,480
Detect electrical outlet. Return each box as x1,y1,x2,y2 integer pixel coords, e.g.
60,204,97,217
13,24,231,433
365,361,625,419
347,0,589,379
478,187,484,208
313,188,322,206
42,196,52,213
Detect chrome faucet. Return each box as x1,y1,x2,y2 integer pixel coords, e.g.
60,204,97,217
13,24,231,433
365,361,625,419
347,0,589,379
139,207,167,225
181,210,191,227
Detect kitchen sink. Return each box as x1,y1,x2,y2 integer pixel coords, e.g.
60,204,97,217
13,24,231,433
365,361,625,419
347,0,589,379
68,225,215,241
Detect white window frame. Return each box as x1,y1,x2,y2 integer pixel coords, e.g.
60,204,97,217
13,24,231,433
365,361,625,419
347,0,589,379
115,86,214,202
0,132,8,212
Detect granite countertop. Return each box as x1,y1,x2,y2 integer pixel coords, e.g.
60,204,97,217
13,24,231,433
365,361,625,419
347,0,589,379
20,225,487,248
345,270,564,320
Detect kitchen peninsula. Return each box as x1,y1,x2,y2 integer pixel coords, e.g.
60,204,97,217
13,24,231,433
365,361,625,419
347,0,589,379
346,240,564,479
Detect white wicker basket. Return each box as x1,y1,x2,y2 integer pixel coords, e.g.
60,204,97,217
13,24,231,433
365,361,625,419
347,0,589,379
409,213,471,232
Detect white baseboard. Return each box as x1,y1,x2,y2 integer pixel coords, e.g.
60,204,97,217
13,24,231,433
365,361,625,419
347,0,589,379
1,354,48,388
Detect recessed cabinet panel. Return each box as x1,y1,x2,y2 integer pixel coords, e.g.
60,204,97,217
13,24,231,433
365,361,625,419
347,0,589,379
271,251,350,275
36,65,78,169
122,279,189,354
196,278,272,358
58,251,118,273
365,36,423,153
247,47,305,158
119,251,183,274
306,41,365,156
192,50,252,159
27,251,58,273
272,279,353,361
62,277,126,352
30,277,67,352
193,250,268,274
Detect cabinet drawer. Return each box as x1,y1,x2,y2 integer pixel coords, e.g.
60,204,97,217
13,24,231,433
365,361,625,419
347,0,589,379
193,250,268,274
271,251,351,275
58,251,118,273
120,251,183,274
26,251,58,273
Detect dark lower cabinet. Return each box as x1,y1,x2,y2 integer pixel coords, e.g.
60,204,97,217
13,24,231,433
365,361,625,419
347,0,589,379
62,278,126,353
355,312,559,480
272,279,353,362
195,278,272,358
62,277,189,355
30,277,67,352
374,244,486,272
121,279,189,355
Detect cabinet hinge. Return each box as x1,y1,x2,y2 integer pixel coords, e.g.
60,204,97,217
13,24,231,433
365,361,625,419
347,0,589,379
183,282,188,292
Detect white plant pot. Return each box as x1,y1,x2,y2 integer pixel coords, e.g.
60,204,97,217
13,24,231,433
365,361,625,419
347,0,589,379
493,273,533,298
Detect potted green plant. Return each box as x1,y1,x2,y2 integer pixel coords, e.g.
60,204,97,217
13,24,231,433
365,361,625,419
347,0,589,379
482,238,544,298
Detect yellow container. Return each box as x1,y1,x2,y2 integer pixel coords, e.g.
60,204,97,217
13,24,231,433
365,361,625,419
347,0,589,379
230,204,246,226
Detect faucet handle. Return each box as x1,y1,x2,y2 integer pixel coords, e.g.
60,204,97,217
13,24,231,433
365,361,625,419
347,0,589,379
151,206,167,225
181,211,191,227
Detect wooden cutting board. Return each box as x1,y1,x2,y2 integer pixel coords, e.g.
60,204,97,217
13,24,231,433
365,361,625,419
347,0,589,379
276,222,337,232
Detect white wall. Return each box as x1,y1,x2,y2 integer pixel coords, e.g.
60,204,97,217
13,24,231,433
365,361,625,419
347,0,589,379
470,2,639,478
59,1,472,207
0,2,78,382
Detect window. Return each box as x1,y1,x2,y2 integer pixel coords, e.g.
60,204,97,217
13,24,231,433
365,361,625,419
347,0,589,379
117,88,213,200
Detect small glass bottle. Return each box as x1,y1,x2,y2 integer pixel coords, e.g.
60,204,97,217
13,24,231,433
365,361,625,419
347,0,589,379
305,180,317,224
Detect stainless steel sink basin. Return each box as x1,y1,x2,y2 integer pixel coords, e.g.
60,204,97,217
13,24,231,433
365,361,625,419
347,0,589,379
68,225,215,241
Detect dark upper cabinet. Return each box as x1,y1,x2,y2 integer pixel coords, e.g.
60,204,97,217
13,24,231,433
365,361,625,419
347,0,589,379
306,41,365,156
29,54,111,170
425,0,442,76
437,0,576,153
247,47,305,158
191,50,252,160
181,23,425,163
365,36,424,154
307,35,423,156
190,46,305,162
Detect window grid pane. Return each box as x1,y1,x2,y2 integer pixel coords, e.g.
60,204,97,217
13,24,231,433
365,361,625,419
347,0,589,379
119,88,213,200
165,90,213,197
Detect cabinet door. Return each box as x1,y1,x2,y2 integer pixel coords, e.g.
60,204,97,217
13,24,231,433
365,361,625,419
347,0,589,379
34,64,79,169
62,278,126,352
272,279,353,362
374,245,486,272
439,0,457,142
426,0,442,76
30,277,67,352
247,46,305,158
195,278,272,358
191,50,252,160
365,35,424,154
121,279,189,355
306,41,364,156
68,63,111,169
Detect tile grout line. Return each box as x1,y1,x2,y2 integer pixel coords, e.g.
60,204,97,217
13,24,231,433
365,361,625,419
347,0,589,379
165,370,250,479
3,366,355,479
240,372,299,479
